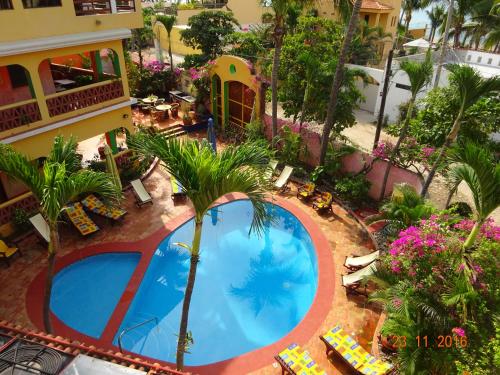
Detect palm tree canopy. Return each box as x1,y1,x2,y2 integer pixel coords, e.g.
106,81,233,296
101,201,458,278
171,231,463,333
156,14,176,34
0,137,122,224
128,135,272,233
447,142,500,221
399,50,433,98
447,64,500,111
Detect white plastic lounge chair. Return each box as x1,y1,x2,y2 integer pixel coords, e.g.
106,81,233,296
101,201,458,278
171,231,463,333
274,165,294,192
29,213,50,243
342,262,377,296
131,179,153,206
344,250,380,270
264,159,278,181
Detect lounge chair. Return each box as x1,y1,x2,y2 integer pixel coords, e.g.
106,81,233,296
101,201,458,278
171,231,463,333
130,179,153,206
81,194,127,221
64,202,99,236
264,159,278,181
170,175,186,201
275,343,326,375
0,240,21,267
313,192,332,213
320,325,394,375
29,213,50,243
297,182,315,200
274,165,293,192
342,262,377,296
344,251,380,271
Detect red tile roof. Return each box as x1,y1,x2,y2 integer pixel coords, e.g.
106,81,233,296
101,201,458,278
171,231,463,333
361,0,394,11
0,321,188,375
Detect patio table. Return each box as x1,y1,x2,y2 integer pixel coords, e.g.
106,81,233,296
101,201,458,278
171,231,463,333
155,104,172,111
142,97,158,105
54,79,76,86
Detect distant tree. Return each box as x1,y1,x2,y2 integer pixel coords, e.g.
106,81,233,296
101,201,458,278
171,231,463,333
180,10,239,59
426,5,446,42
226,31,267,62
350,21,392,66
156,15,177,72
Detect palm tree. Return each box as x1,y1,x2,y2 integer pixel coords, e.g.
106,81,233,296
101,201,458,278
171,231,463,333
426,4,446,42
401,0,434,35
156,15,177,72
379,51,433,200
263,0,311,146
350,21,392,66
446,142,500,249
319,0,363,164
0,136,121,333
421,65,500,197
127,135,272,370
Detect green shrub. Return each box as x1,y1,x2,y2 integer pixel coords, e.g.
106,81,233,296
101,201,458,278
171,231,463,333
12,208,30,232
87,155,106,172
181,54,210,69
334,174,370,202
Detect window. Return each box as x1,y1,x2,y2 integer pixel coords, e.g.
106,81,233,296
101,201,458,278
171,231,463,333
396,83,411,91
364,15,370,23
477,56,482,63
487,58,492,65
0,0,13,10
467,55,471,61
22,0,61,8
7,65,29,88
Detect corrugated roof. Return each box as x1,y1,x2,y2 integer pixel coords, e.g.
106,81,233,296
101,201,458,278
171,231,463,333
361,0,394,11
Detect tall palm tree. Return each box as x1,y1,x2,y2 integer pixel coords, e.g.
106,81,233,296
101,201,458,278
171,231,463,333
156,15,177,72
426,4,446,42
447,142,500,249
401,0,434,35
445,0,475,47
350,21,392,66
127,135,272,370
0,136,121,333
319,0,363,164
379,51,433,200
263,0,311,146
421,65,500,197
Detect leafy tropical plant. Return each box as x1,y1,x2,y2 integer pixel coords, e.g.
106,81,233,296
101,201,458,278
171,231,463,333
422,65,500,196
349,21,392,66
127,135,273,370
276,125,306,165
334,174,370,203
379,51,433,200
155,15,177,72
426,4,446,42
446,142,500,249
0,136,121,333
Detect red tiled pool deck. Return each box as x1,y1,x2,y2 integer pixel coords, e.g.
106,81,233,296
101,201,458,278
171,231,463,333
0,166,382,375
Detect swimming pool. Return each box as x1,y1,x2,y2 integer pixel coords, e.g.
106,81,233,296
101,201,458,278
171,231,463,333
51,199,318,366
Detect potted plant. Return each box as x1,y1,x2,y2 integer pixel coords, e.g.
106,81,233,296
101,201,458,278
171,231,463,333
183,113,193,126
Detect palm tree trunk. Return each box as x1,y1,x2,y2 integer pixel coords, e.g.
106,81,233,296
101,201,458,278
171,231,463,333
271,24,283,147
463,221,481,249
454,25,462,48
421,110,464,197
430,26,435,43
176,220,202,371
379,99,415,201
319,0,363,164
404,13,411,35
138,48,144,71
43,224,59,333
298,81,311,133
168,33,174,73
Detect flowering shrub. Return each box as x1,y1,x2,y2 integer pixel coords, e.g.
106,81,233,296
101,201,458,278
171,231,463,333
187,60,215,104
129,60,178,97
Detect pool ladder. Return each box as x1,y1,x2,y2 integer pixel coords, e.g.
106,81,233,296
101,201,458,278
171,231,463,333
117,317,159,353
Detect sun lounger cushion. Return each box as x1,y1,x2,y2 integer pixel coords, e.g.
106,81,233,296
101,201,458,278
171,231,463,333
299,183,315,198
277,343,326,375
131,179,152,204
64,202,99,236
342,263,377,287
170,176,185,196
81,194,127,220
322,325,393,374
0,241,18,258
264,159,278,180
274,165,293,189
345,251,380,269
29,214,50,243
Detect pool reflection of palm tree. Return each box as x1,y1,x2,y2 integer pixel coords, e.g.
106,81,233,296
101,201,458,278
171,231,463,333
230,224,308,317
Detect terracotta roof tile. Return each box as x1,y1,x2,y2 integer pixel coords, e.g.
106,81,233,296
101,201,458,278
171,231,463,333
0,321,187,375
361,0,394,11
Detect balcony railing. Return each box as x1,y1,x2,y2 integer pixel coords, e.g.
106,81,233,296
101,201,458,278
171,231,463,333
73,0,135,16
0,100,42,133
46,80,124,117
0,193,38,226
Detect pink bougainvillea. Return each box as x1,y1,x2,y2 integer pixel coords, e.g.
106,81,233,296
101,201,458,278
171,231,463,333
372,141,393,160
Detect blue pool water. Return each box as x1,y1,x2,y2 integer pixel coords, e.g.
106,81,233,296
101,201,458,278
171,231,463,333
115,200,318,365
50,200,318,366
51,252,140,338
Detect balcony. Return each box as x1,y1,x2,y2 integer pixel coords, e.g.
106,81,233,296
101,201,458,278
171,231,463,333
73,0,135,16
0,100,42,133
46,80,124,117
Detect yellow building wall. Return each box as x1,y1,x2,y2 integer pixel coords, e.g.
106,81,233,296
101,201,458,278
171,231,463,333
0,0,142,43
0,39,130,140
8,106,133,160
153,23,200,56
209,55,261,130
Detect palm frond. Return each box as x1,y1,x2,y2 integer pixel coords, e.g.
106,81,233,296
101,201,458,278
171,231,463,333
46,135,81,174
399,50,433,98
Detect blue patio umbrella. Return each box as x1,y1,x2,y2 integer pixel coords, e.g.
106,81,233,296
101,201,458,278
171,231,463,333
207,117,217,153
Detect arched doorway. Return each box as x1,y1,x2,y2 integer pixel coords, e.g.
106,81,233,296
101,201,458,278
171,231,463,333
227,80,255,134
